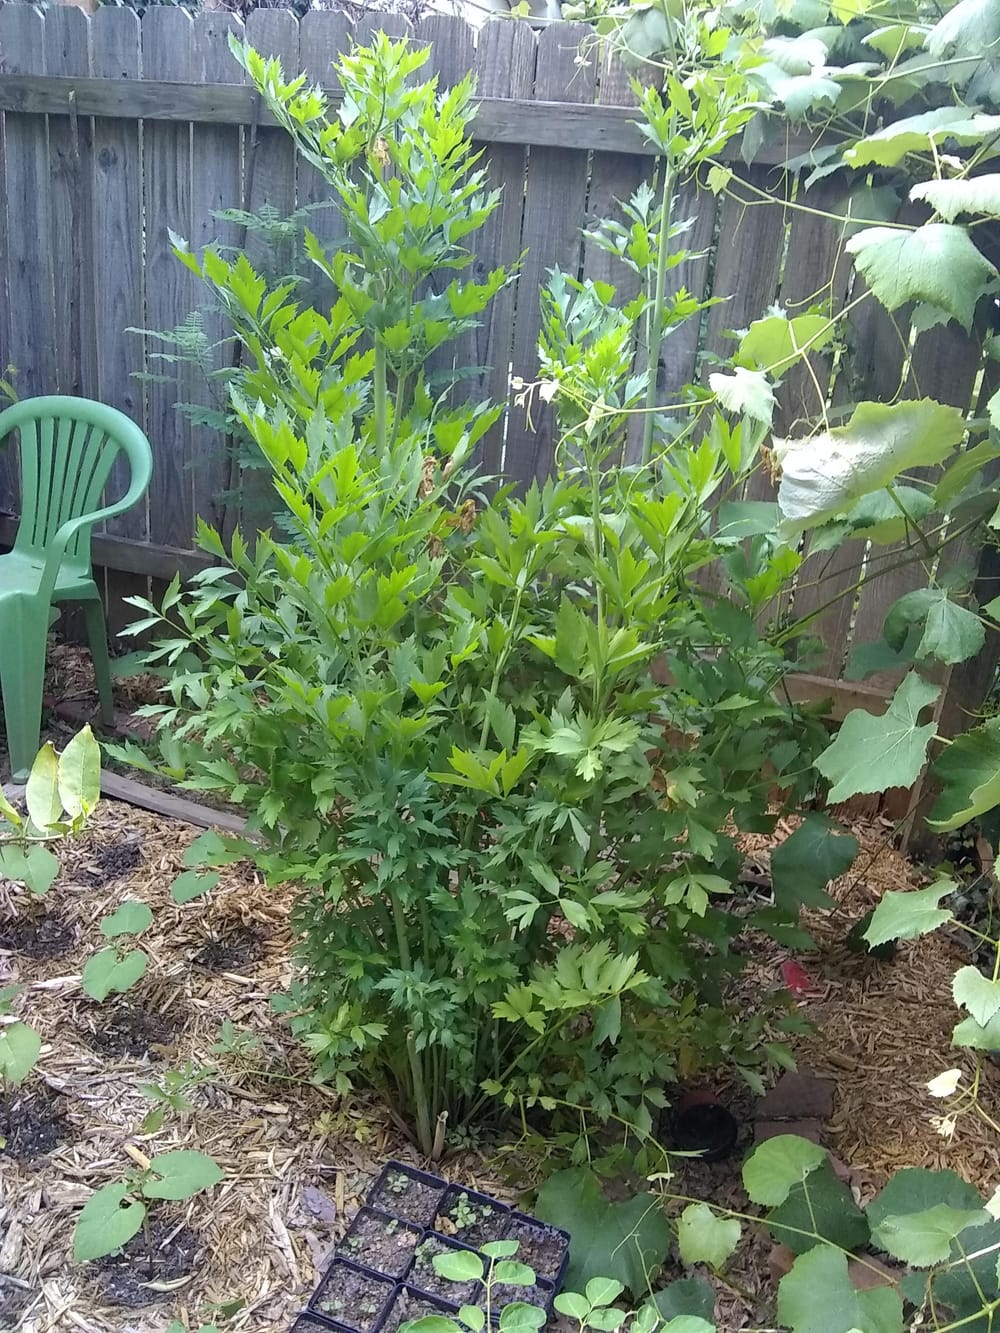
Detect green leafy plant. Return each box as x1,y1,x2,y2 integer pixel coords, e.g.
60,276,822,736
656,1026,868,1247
139,1060,213,1134
0,984,41,1140
120,28,940,1165
0,727,101,896
73,1148,223,1268
81,899,152,1001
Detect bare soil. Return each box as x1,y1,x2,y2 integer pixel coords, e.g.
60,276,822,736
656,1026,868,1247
380,1288,454,1331
0,907,75,960
79,840,143,886
193,922,265,972
92,1220,200,1307
1,1087,71,1161
79,1003,180,1060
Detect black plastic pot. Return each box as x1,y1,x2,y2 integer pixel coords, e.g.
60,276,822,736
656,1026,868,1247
369,1161,448,1229
307,1259,396,1332
377,1284,459,1333
436,1183,510,1250
502,1211,570,1289
671,1091,739,1162
339,1207,422,1279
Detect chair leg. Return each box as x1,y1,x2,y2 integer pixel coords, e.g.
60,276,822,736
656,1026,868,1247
0,606,48,783
81,597,115,728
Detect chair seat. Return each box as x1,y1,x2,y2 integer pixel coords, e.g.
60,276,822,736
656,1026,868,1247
0,549,97,603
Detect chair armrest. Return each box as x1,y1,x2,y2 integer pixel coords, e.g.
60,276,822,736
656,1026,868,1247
39,485,149,600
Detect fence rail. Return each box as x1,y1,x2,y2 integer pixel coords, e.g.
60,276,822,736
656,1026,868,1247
0,2,995,742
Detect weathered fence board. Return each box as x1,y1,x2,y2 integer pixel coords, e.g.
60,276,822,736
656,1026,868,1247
0,5,996,730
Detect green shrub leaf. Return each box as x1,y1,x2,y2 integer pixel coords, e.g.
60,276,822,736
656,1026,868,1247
58,726,101,823
771,815,859,912
0,844,59,897
929,720,1000,831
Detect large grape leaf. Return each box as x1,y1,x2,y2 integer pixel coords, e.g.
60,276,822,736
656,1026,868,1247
911,176,1000,222
771,814,859,911
777,1246,904,1333
846,224,997,329
883,588,985,666
766,1160,870,1255
928,719,1000,830
926,0,1000,57
742,1136,827,1207
953,966,1000,1028
738,311,834,375
709,367,775,424
933,1220,1000,1329
814,673,939,801
868,1169,989,1267
845,108,1000,168
864,879,954,947
534,1169,670,1294
776,400,965,533
676,1204,740,1269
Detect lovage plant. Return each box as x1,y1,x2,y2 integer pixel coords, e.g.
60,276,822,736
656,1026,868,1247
122,28,955,1161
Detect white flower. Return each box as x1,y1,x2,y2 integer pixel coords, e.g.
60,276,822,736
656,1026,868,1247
926,1068,962,1098
930,1114,958,1139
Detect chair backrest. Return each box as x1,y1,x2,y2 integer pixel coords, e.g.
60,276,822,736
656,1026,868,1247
0,396,153,568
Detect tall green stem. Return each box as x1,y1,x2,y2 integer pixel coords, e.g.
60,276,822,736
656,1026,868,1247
374,341,388,454
642,157,675,466
406,1032,433,1157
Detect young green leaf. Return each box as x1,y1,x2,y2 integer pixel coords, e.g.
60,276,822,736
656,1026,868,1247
433,1249,485,1283
872,1202,989,1266
482,1239,521,1260
73,1182,146,1262
585,1277,626,1306
676,1203,741,1269
81,947,149,1001
170,870,221,905
58,726,102,822
928,719,1000,831
25,742,63,833
0,1021,41,1085
141,1150,224,1201
0,844,59,897
770,815,859,912
493,1260,535,1286
100,901,154,938
742,1135,827,1207
497,1305,547,1333
953,966,1000,1027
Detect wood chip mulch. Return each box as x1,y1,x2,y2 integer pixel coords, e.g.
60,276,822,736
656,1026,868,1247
2,720,997,1330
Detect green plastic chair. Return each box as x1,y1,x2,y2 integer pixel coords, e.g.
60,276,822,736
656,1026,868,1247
0,397,153,782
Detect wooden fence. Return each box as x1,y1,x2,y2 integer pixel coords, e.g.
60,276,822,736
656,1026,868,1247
0,2,996,737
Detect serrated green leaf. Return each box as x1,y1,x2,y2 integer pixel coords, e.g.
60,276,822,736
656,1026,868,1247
534,1168,670,1293
771,815,859,912
776,400,965,533
709,367,775,424
868,1168,986,1264
742,1135,827,1207
815,673,939,802
926,0,1000,57
73,1182,146,1262
777,1246,903,1333
676,1203,741,1269
766,1159,870,1255
953,1011,1000,1048
645,1278,717,1323
0,1021,41,1085
864,879,953,946
883,588,985,666
846,224,997,330
929,719,1000,831
845,108,1000,168
912,176,1000,222
953,966,1000,1027
141,1150,224,1201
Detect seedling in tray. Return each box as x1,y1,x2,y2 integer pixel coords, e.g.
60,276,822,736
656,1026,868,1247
339,1207,421,1278
420,1241,547,1329
308,1260,394,1331
379,1286,457,1332
409,1234,482,1304
502,1214,568,1284
369,1162,446,1228
436,1186,508,1249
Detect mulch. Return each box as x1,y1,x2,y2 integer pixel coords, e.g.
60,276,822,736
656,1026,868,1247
2,648,997,1330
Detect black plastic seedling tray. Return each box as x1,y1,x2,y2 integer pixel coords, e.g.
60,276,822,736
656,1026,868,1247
294,1160,570,1331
